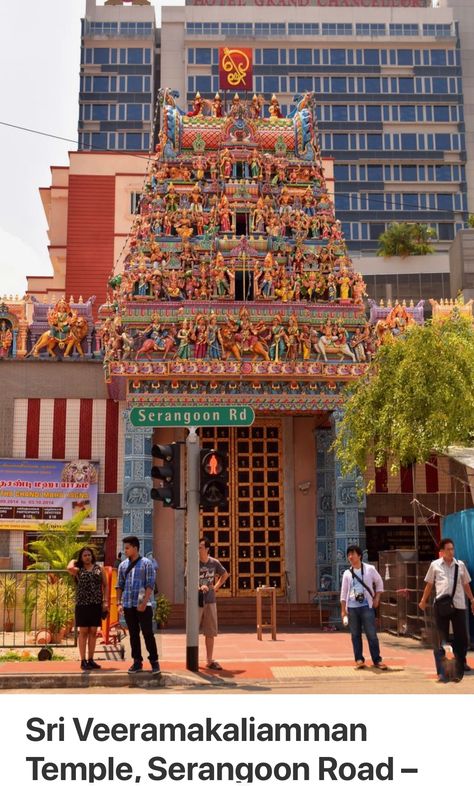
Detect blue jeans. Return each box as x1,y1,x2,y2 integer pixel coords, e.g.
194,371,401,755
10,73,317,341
348,606,381,664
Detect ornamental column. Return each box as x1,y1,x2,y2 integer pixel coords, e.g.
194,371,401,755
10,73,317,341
122,411,154,557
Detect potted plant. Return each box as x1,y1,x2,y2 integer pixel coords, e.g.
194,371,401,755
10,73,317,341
153,593,172,628
0,573,19,632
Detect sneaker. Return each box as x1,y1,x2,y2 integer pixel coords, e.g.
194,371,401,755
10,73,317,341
87,659,101,670
150,662,161,674
355,660,366,669
80,659,91,671
207,661,223,670
128,661,143,673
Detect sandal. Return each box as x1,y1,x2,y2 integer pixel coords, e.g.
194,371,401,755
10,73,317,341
207,661,223,670
373,662,388,670
355,661,366,669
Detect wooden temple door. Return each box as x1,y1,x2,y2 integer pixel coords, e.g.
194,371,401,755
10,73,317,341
200,420,285,597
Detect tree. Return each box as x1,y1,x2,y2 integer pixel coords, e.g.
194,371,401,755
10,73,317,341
25,508,92,570
334,315,474,486
468,215,474,229
377,222,435,258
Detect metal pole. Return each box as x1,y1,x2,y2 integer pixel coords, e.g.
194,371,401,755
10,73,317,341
186,427,200,671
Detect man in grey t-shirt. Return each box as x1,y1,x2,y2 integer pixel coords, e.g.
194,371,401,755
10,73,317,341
199,538,229,670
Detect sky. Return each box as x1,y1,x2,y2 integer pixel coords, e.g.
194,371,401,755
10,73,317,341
0,0,183,298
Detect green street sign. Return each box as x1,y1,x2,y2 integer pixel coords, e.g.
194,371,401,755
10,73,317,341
130,405,255,428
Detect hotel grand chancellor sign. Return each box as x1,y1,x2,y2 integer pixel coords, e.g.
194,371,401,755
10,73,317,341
188,0,429,7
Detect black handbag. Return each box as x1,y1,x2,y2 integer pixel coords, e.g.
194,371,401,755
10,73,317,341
434,563,459,618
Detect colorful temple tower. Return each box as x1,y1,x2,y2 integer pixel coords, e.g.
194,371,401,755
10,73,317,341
102,89,373,602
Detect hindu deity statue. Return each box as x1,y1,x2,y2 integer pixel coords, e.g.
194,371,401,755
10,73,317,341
0,320,13,357
212,93,223,118
187,92,204,117
268,94,282,121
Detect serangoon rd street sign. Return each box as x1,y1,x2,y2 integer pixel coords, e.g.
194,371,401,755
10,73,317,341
130,406,255,428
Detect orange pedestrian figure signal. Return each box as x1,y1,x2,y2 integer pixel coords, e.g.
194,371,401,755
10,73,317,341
208,453,218,475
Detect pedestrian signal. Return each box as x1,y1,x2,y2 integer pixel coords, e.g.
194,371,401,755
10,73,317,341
150,442,181,508
199,449,228,509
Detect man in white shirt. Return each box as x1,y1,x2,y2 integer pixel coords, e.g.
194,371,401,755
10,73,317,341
419,537,474,683
340,544,387,670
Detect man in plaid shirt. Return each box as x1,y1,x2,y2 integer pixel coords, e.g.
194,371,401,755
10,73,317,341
116,536,160,674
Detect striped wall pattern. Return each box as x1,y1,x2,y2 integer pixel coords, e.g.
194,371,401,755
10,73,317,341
10,398,125,569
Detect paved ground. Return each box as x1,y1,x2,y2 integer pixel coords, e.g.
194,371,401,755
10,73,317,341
1,629,473,693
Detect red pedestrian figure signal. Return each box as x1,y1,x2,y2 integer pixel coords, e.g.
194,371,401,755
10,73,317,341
200,449,228,509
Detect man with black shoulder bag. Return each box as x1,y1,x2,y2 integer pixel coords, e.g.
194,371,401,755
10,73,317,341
419,538,474,683
340,544,388,670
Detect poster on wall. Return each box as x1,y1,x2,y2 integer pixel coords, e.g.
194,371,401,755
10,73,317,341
219,47,253,91
0,458,99,531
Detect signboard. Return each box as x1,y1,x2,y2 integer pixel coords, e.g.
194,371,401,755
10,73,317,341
0,459,99,531
191,1,429,7
130,405,255,428
219,47,253,91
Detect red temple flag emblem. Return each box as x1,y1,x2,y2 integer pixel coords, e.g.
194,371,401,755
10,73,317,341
219,47,253,91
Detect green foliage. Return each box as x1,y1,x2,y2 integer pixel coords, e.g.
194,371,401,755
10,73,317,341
334,316,474,483
0,651,65,662
0,573,18,624
25,509,92,570
153,593,172,626
468,215,474,229
377,222,435,258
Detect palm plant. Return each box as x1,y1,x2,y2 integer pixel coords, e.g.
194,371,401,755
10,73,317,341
0,573,19,631
25,508,92,570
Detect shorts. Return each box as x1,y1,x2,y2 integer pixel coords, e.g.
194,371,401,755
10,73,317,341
199,602,218,637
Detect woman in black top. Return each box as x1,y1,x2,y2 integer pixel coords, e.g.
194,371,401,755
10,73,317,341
67,547,108,670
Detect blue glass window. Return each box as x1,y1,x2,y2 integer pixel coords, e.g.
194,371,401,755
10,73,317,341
126,133,142,150
128,76,142,92
436,166,452,182
127,48,143,64
188,49,195,65
263,49,278,65
367,165,383,181
397,50,413,66
91,132,107,151
366,78,381,93
92,77,108,92
333,134,349,150
435,133,451,150
334,165,349,180
296,49,312,65
366,105,381,122
401,134,417,149
332,106,348,122
127,104,142,121
196,48,212,65
330,49,346,65
437,194,452,211
401,165,417,181
332,77,346,92
433,106,449,122
432,78,448,93
399,78,414,94
335,195,350,210
400,106,416,122
367,134,382,150
430,50,447,66
264,76,280,93
93,48,109,64
196,76,212,93
92,105,108,121
364,49,379,65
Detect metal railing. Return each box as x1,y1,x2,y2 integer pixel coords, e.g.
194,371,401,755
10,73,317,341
0,570,77,649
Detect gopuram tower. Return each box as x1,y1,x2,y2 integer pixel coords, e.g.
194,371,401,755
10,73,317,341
102,88,371,603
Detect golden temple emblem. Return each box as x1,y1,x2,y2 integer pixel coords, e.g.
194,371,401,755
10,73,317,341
219,48,253,91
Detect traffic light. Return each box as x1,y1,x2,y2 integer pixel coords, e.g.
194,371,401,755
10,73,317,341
199,449,228,509
151,443,181,508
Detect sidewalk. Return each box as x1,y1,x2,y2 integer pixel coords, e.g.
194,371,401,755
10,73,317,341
2,628,473,691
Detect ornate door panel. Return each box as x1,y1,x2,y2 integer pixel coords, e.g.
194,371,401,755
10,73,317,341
200,420,285,597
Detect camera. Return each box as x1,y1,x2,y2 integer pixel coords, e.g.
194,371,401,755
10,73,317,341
355,592,365,603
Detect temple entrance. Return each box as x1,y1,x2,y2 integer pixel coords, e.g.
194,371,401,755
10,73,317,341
199,420,285,597
234,269,254,301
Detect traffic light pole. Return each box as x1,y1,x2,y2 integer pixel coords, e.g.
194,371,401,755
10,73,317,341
185,427,200,672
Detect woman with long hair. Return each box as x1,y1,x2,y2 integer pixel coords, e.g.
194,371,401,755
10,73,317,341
67,547,108,670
